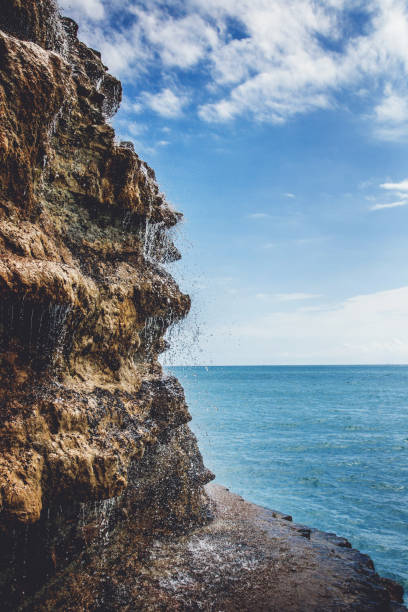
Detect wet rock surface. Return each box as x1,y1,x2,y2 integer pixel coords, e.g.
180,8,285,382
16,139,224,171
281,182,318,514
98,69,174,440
19,485,407,611
0,1,405,610
0,0,212,608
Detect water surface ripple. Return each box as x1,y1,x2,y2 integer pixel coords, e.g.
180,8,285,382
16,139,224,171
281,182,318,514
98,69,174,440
171,365,408,601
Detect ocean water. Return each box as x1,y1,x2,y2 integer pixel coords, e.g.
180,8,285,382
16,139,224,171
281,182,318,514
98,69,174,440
170,365,408,601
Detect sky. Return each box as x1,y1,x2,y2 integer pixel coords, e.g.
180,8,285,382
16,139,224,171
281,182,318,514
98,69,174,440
59,0,408,365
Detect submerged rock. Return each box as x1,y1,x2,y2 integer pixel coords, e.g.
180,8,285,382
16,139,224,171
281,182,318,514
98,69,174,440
0,1,405,610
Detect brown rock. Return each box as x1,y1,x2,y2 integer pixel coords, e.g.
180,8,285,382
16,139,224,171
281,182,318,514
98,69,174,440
0,2,212,606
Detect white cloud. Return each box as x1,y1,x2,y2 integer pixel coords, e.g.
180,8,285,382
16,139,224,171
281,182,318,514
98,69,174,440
283,193,296,198
248,213,270,219
368,178,408,210
373,85,408,140
381,178,408,191
370,200,408,210
255,292,323,301
129,8,218,69
274,292,323,301
59,0,105,20
207,287,408,365
141,88,189,118
374,86,408,123
59,0,408,134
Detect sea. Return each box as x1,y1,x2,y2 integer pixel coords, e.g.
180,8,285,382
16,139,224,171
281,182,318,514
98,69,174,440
169,365,408,601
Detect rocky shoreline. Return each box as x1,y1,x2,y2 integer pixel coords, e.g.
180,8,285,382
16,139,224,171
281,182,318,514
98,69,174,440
20,484,407,611
0,1,405,609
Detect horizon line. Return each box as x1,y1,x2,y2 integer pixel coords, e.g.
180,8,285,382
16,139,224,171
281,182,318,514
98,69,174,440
166,363,408,368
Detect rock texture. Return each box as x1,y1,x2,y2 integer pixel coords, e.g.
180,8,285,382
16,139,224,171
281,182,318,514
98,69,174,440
0,0,212,607
17,485,408,611
0,2,405,611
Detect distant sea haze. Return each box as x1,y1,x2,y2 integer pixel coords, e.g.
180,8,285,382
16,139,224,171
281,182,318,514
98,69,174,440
170,365,408,603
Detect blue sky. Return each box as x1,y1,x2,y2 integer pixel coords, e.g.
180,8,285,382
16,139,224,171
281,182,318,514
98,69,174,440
60,0,408,365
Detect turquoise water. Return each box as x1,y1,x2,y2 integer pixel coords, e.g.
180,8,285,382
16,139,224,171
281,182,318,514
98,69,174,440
170,365,408,600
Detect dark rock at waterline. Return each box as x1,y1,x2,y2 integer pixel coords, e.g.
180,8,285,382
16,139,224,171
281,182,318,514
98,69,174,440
19,485,407,611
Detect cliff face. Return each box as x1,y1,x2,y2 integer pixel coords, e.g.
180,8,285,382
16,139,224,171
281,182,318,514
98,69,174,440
0,1,212,606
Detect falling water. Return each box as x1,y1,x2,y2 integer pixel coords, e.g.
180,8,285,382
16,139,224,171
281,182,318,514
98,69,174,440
102,81,122,119
47,0,70,59
78,496,120,571
0,298,71,368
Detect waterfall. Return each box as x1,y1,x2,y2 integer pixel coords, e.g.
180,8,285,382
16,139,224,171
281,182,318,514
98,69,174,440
47,0,70,59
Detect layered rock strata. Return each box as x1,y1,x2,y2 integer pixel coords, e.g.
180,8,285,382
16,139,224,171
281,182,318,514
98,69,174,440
0,1,212,607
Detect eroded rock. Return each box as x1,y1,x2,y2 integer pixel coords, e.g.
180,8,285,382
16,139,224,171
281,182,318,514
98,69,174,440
0,1,213,606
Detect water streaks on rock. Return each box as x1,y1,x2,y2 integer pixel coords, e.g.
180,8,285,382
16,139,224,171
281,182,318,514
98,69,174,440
0,1,212,607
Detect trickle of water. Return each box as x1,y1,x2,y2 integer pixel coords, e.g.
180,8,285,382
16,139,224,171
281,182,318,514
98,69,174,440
48,303,71,366
102,82,121,119
122,210,133,231
140,316,157,357
160,226,206,368
142,219,179,264
141,311,178,359
78,496,120,564
0,298,71,369
48,1,70,59
97,497,118,549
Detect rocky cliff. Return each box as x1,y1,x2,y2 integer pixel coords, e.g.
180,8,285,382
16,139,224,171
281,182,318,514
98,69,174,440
0,2,406,611
0,0,212,607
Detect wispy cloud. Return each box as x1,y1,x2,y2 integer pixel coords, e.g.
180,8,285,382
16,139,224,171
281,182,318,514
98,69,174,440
370,200,408,211
368,177,408,210
256,292,323,301
213,287,408,365
59,0,408,135
247,213,270,219
283,193,296,198
275,292,323,301
373,85,408,141
141,88,189,118
60,0,105,20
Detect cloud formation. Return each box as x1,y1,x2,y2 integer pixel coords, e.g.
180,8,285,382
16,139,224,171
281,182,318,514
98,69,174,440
370,200,408,210
381,178,408,191
367,177,408,211
256,292,323,301
141,88,189,118
208,286,408,365
248,213,270,219
59,0,408,136
60,0,105,20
